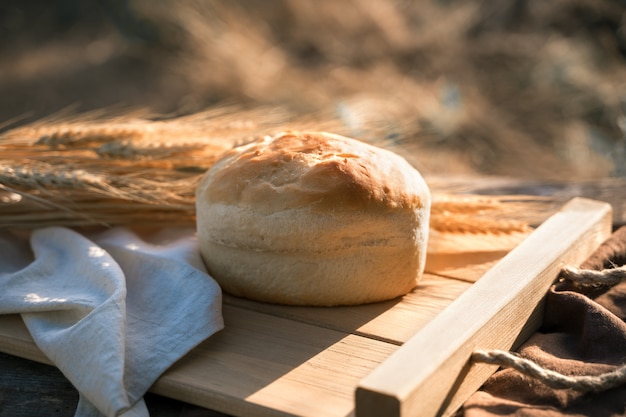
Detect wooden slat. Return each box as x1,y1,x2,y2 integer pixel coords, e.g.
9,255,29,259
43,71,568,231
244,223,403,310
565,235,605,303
151,305,398,417
223,273,472,345
0,314,52,365
425,229,532,282
356,197,613,417
0,306,396,417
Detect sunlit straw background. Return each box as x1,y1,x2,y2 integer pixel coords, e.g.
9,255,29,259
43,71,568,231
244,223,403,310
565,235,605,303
1,0,625,181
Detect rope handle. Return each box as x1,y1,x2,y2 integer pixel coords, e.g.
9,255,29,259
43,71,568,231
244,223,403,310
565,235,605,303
560,264,626,287
471,264,626,393
472,349,626,393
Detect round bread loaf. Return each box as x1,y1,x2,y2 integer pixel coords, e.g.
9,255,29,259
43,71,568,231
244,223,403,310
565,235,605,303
195,131,431,306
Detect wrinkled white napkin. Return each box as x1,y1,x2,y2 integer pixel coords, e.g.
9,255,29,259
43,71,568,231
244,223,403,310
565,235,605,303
0,226,224,417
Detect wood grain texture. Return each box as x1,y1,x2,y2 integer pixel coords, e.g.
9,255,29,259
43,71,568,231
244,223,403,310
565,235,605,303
425,229,531,282
356,198,613,417
223,273,472,345
0,351,78,417
0,305,397,417
0,314,51,365
151,305,398,417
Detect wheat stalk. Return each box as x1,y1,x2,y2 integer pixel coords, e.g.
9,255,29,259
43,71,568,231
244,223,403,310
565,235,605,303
0,110,534,232
0,108,348,229
430,195,532,234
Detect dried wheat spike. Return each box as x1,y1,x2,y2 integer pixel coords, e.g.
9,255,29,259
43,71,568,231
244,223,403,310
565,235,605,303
0,163,108,190
34,126,144,147
430,195,531,235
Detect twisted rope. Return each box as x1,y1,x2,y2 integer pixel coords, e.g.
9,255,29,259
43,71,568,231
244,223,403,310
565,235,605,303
560,264,626,287
472,349,626,393
472,264,626,393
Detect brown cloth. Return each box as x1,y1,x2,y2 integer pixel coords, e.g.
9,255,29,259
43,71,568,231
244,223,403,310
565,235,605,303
462,226,626,416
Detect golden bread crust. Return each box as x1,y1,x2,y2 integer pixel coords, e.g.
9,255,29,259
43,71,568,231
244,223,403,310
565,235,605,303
201,131,425,213
195,131,431,306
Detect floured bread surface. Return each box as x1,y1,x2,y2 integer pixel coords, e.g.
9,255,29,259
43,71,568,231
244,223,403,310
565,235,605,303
195,131,431,306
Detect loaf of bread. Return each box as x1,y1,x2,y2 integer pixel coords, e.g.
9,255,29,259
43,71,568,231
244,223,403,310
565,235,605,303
195,131,431,306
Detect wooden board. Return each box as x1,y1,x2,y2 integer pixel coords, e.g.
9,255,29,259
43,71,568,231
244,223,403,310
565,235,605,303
425,229,530,282
222,273,472,345
356,197,612,417
0,197,612,417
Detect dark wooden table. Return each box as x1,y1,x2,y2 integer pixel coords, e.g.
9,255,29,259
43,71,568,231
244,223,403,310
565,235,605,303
1,176,625,417
0,351,230,417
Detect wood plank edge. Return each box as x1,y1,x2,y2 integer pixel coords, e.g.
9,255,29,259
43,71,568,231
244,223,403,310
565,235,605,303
355,197,612,417
150,378,293,417
222,294,407,346
0,315,52,366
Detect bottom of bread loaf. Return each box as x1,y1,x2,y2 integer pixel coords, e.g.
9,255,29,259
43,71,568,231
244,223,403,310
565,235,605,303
200,241,422,306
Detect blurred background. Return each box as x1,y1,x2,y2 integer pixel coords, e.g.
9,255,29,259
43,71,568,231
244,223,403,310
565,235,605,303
1,0,626,181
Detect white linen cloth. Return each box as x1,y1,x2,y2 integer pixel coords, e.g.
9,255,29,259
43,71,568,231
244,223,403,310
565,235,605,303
0,226,224,417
